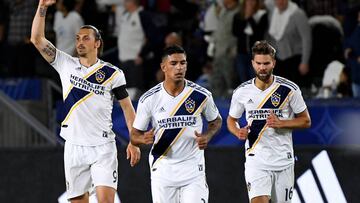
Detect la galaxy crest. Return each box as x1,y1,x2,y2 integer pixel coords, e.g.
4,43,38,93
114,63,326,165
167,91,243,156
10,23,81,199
271,92,281,107
95,70,106,83
185,98,195,113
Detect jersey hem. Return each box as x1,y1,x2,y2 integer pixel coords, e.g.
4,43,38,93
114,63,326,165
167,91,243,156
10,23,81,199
151,174,205,187
63,138,116,147
245,162,294,171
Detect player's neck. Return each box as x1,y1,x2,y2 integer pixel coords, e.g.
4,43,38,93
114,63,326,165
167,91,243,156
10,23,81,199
255,75,274,91
79,57,98,68
163,79,185,97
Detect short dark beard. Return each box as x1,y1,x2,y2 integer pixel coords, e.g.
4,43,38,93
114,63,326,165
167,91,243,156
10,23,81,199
255,69,273,83
256,74,271,82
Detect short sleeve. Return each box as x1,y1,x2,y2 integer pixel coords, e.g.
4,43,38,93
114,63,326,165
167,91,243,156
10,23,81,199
202,94,220,122
289,88,307,114
112,69,127,89
133,99,151,131
50,49,73,74
228,90,245,119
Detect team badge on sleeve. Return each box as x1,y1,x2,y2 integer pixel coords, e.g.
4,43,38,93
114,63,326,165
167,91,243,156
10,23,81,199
95,70,106,83
271,92,281,107
185,98,196,113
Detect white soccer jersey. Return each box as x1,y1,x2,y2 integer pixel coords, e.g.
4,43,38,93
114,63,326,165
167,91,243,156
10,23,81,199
133,80,220,186
229,76,307,171
51,50,126,146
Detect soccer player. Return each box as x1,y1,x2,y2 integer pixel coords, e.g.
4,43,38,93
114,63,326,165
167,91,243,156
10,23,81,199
31,0,140,202
227,40,311,203
131,45,222,203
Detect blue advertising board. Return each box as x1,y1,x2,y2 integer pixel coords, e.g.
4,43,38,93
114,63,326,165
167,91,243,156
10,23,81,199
112,98,360,146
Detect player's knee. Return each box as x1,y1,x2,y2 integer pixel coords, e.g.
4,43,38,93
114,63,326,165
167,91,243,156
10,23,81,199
251,195,270,203
96,185,116,203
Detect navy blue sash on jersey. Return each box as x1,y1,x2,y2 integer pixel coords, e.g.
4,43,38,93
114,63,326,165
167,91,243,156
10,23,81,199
151,90,207,165
247,85,292,150
61,65,116,125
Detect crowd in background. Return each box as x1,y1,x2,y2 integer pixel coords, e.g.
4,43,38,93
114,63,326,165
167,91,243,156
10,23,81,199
0,0,359,100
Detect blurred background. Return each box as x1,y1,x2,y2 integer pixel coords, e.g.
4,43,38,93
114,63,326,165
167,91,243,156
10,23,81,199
0,0,360,202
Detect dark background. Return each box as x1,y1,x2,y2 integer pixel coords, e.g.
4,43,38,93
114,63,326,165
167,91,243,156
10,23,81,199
0,146,358,203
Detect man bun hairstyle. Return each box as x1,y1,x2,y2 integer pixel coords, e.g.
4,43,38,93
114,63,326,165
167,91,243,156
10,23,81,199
80,25,103,57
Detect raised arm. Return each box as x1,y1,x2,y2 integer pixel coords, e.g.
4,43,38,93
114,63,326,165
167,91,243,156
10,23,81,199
30,0,57,63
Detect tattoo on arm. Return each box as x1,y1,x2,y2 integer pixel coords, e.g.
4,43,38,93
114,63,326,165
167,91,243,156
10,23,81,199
41,43,56,58
39,7,47,17
206,117,222,139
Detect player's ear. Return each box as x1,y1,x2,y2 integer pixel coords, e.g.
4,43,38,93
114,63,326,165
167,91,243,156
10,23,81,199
95,40,101,49
273,59,276,68
160,62,166,72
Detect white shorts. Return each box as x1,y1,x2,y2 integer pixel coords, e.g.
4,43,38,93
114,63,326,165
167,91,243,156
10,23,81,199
151,176,209,203
245,165,294,203
64,141,118,199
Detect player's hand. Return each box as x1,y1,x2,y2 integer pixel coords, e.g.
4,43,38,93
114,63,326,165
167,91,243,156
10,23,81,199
39,0,56,7
143,128,155,145
266,110,282,128
195,131,208,150
236,125,250,140
126,143,141,167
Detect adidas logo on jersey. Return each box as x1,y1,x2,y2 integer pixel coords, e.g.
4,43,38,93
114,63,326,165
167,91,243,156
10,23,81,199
158,107,166,112
247,99,254,104
292,150,346,203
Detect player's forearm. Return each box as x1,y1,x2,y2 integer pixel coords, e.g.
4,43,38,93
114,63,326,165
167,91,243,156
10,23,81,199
119,97,136,133
31,4,47,45
227,116,240,136
124,115,135,134
130,128,145,146
279,109,311,129
31,3,56,63
279,117,311,129
204,116,222,141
